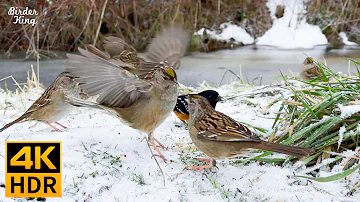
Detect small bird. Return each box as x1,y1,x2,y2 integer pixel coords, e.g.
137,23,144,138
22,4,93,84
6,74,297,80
0,72,83,133
84,36,142,73
187,94,315,170
66,25,190,162
173,90,222,122
300,57,322,80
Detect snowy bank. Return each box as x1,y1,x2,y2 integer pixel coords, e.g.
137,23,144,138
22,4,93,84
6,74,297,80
256,0,328,49
339,32,359,46
195,23,255,45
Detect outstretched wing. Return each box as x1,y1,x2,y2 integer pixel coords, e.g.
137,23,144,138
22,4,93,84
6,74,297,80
194,111,262,142
66,48,152,108
138,25,189,78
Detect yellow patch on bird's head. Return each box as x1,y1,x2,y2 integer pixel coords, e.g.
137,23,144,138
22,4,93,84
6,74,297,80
306,57,313,64
162,67,177,80
189,94,201,99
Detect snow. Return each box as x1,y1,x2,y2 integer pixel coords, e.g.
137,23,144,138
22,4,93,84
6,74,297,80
0,83,359,202
195,23,255,45
338,126,346,150
256,0,328,49
339,32,358,46
339,104,360,118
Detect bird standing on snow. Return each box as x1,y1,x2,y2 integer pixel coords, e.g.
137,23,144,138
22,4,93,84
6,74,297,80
187,94,315,170
0,72,84,133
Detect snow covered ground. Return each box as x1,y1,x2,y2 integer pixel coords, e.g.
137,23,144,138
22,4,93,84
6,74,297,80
0,83,359,202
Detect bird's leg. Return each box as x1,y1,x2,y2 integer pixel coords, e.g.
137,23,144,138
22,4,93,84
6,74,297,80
144,137,166,185
196,158,212,163
187,159,216,171
151,142,168,163
148,132,168,163
45,121,62,132
55,122,67,129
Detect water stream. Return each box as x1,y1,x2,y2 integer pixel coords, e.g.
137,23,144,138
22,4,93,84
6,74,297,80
0,45,359,90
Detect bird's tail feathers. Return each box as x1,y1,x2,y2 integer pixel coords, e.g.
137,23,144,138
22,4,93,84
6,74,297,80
255,142,315,158
0,115,27,133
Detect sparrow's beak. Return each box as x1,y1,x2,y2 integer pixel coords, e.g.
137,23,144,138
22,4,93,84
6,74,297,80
172,78,178,86
216,96,223,102
185,95,190,103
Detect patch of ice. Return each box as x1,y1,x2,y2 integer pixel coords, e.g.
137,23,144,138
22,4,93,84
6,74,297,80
195,23,254,45
339,32,358,46
257,0,328,49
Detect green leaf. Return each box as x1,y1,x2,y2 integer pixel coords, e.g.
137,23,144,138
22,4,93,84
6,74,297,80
297,164,360,182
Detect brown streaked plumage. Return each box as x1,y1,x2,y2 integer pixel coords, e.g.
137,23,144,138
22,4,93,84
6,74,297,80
66,25,190,162
188,95,315,169
0,72,83,132
300,57,322,80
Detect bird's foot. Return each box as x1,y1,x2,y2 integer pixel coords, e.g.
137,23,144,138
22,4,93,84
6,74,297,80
154,154,168,164
186,164,213,171
45,122,63,132
154,138,168,150
51,128,63,132
151,142,168,163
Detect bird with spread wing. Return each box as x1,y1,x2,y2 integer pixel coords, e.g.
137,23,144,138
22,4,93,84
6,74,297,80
66,25,190,163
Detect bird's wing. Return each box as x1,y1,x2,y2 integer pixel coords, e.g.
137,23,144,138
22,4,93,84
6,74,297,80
194,111,262,142
103,36,137,57
307,66,322,77
66,48,152,108
139,25,189,76
173,95,189,115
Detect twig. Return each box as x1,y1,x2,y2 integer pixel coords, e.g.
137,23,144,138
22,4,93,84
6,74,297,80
0,76,24,94
145,137,165,186
93,0,108,46
71,0,94,49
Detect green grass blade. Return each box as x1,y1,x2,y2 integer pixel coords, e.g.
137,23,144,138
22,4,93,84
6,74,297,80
297,164,360,182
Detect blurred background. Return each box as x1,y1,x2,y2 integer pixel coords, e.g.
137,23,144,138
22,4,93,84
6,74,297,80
0,0,359,90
